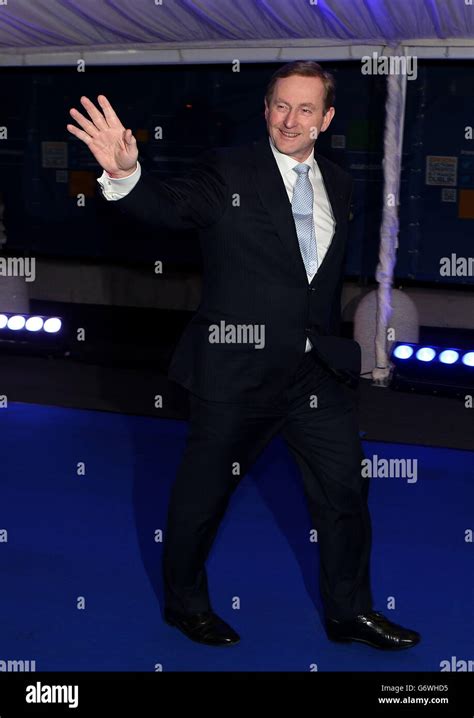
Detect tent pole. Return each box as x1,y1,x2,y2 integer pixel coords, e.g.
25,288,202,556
372,45,408,385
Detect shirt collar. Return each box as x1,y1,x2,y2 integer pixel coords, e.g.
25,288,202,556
268,135,315,178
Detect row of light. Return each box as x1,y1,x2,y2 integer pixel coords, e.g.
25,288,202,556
0,314,62,334
393,344,474,367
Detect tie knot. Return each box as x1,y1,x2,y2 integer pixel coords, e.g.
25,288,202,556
293,163,310,176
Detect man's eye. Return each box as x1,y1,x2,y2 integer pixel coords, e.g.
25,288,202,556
302,108,312,114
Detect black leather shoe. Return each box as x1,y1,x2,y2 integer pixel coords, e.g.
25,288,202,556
326,611,420,650
164,608,240,646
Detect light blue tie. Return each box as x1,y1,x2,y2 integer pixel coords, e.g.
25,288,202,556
291,163,318,275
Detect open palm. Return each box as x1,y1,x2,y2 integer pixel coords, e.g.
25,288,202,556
66,95,138,178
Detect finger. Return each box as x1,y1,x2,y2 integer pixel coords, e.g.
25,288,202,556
80,95,109,130
69,107,99,137
124,129,137,146
66,123,93,145
97,95,123,128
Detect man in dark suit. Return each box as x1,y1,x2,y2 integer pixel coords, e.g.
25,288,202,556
67,61,420,650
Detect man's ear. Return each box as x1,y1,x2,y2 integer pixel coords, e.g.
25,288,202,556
320,106,335,133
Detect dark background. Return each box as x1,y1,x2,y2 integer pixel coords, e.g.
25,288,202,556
0,60,472,285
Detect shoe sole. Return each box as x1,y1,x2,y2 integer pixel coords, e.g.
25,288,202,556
327,634,420,650
164,617,240,647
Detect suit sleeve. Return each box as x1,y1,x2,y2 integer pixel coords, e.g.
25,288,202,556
116,149,228,231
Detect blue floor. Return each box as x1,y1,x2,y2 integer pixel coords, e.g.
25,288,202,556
0,402,472,671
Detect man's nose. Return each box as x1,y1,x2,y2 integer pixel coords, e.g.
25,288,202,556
283,111,298,127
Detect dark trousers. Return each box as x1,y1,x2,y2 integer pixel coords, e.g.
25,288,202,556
163,350,373,621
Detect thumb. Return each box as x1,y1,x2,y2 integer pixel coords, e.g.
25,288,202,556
124,128,136,147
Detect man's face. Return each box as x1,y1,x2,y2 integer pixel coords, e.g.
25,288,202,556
264,75,335,162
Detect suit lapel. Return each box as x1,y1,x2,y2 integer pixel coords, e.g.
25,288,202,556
252,137,307,281
252,137,344,282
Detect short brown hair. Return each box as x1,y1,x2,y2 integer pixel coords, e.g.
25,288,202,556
265,60,336,114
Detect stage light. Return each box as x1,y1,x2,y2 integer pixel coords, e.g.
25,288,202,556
393,344,414,359
7,315,26,330
439,350,459,365
25,316,44,332
415,347,436,362
390,342,474,397
0,311,66,356
43,317,62,333
462,352,474,367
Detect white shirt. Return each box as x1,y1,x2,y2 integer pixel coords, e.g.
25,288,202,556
97,162,142,199
268,136,335,281
97,137,336,353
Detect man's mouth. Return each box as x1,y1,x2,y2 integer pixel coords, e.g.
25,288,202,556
278,129,300,139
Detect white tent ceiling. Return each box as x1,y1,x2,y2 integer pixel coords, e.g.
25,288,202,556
0,0,473,66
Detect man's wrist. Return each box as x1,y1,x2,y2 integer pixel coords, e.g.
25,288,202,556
106,164,138,179
98,162,141,200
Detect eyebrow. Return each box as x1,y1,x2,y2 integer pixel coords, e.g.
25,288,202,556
274,98,316,109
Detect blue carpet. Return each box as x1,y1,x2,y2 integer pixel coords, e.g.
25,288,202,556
0,402,472,671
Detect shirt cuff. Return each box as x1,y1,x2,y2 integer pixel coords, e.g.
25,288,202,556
97,162,141,201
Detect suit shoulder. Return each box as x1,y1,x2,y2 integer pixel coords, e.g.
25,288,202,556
214,143,254,167
192,145,254,186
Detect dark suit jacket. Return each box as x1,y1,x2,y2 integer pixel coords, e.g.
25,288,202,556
118,136,360,402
